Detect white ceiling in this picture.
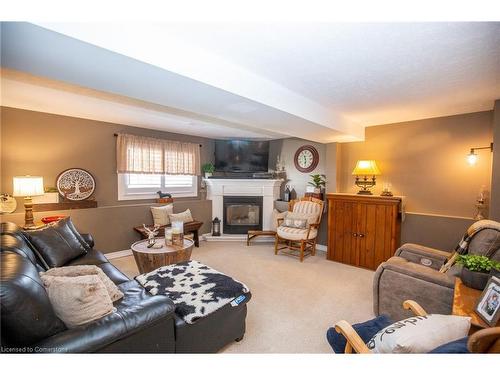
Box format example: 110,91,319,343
154,22,500,126
1,22,499,142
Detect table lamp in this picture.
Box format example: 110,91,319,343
13,176,44,228
352,160,381,195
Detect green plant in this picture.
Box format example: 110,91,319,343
456,254,500,273
202,162,215,174
308,174,326,189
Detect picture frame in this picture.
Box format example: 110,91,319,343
475,276,500,327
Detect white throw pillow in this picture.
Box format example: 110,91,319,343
150,204,174,226
40,274,116,328
168,209,194,223
367,314,471,353
271,209,288,231
41,265,124,302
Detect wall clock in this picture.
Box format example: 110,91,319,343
56,168,96,201
294,145,319,173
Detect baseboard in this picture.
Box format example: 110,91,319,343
316,244,327,252
105,249,132,260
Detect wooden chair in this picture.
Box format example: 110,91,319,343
274,197,324,262
334,300,500,353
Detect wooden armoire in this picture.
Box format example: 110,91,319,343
326,193,402,270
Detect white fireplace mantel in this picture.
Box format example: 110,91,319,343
205,179,283,235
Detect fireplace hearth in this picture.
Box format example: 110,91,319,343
223,196,263,234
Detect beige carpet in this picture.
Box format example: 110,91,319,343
110,240,375,353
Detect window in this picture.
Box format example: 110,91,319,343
118,173,198,200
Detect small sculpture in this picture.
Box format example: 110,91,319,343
143,224,161,247
156,191,172,199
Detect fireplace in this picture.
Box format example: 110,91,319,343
223,196,263,234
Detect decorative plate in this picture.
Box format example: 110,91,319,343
294,145,319,173
0,194,17,213
56,168,96,201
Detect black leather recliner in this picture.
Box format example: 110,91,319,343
0,222,250,353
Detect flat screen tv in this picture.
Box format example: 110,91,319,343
214,140,269,173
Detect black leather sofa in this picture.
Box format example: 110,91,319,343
0,222,250,353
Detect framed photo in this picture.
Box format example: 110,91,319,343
475,276,500,327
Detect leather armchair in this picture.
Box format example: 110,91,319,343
373,226,500,321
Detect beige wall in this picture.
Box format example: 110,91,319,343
1,107,214,252
337,111,494,218
1,107,215,209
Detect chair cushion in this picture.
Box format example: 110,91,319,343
0,251,66,346
23,218,89,268
286,211,319,226
293,200,321,216
326,315,393,353
429,337,469,353
283,216,308,229
277,226,317,241
468,229,500,260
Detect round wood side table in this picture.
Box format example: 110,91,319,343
131,237,194,274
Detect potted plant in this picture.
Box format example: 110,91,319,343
308,174,326,194
457,254,500,290
202,163,215,178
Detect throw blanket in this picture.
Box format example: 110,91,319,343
440,220,500,273
136,260,249,324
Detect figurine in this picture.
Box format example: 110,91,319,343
143,224,160,248
156,191,172,199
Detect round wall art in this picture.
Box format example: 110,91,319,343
56,168,96,201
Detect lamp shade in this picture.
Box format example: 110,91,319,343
13,176,44,197
352,160,381,176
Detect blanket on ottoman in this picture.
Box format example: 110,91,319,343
135,260,249,324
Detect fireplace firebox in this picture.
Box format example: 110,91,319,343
223,196,263,234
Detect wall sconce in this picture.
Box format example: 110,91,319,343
467,143,493,165
352,160,381,195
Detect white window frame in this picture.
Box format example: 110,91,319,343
117,173,198,201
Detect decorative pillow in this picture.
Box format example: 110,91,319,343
40,274,116,328
271,209,288,231
151,204,174,226
286,211,319,226
367,314,471,353
429,337,469,354
283,217,308,229
41,265,123,302
168,209,194,223
326,315,393,353
24,217,89,268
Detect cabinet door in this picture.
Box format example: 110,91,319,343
328,199,358,265
357,202,396,270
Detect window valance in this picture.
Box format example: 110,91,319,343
116,133,200,176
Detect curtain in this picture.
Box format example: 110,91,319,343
116,133,200,175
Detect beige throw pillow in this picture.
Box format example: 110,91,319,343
150,204,174,226
40,274,116,328
367,314,471,353
168,209,194,223
41,265,123,302
286,212,318,226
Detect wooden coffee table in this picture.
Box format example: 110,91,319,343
131,237,194,274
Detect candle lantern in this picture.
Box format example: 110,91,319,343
212,217,221,237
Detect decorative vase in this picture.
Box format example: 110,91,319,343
460,267,490,290
204,172,212,179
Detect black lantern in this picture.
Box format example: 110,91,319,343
212,217,221,237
